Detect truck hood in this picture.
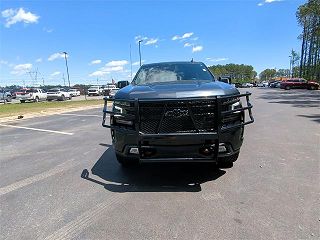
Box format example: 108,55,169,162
115,81,239,100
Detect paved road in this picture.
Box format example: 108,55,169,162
0,88,319,240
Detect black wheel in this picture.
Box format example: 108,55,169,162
69,95,72,100
309,85,316,90
285,85,290,90
48,99,52,101
116,153,138,167
34,96,39,102
6,96,12,102
60,95,66,101
20,100,25,103
217,152,240,168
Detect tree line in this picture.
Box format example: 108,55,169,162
208,64,257,83
296,0,320,81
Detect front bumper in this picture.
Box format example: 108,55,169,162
102,93,254,162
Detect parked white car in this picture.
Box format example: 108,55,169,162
18,88,47,103
108,88,119,99
68,88,81,97
242,83,254,88
88,86,103,96
47,88,72,101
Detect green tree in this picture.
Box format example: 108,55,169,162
296,0,320,81
208,63,256,83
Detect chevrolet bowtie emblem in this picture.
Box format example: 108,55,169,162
165,109,189,118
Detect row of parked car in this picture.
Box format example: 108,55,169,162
86,81,129,97
0,87,81,103
234,78,319,90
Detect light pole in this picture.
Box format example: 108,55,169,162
289,55,292,78
62,51,70,87
138,40,143,66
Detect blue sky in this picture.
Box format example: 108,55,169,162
0,0,306,86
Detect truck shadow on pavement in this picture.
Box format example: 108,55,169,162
81,146,226,193
259,89,320,108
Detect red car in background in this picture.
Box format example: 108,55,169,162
280,78,319,90
14,88,30,99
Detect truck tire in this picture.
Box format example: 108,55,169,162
20,100,25,103
217,152,240,168
285,85,290,90
34,96,39,102
61,95,66,101
116,153,138,167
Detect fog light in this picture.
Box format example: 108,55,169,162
218,144,227,153
115,119,133,125
129,147,139,154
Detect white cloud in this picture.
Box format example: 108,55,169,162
48,52,65,61
135,35,148,43
0,60,8,65
10,63,32,75
102,66,124,72
105,60,128,67
132,60,145,66
258,0,282,6
184,42,192,47
89,71,108,77
50,71,61,76
172,32,194,41
135,35,160,46
89,60,127,77
90,59,102,65
43,27,53,33
145,38,158,45
1,8,39,28
206,57,229,62
192,45,203,53
35,58,42,63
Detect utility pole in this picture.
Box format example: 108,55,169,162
289,56,292,79
138,40,143,66
62,51,70,87
63,73,66,86
130,44,133,80
35,68,38,86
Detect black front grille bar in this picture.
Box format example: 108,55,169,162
102,92,254,133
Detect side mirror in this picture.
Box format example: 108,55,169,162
219,77,231,84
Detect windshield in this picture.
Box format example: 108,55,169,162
134,62,214,85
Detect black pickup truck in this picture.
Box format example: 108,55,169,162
102,62,254,167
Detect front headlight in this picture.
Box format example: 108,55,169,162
112,101,133,126
231,101,242,111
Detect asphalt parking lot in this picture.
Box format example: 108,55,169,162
0,88,319,240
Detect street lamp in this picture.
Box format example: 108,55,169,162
138,40,143,66
61,51,70,87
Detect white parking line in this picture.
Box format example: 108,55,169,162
0,124,74,135
0,159,77,196
42,194,127,240
59,113,101,117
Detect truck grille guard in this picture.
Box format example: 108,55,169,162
102,92,254,161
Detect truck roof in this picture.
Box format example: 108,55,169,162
142,61,205,67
